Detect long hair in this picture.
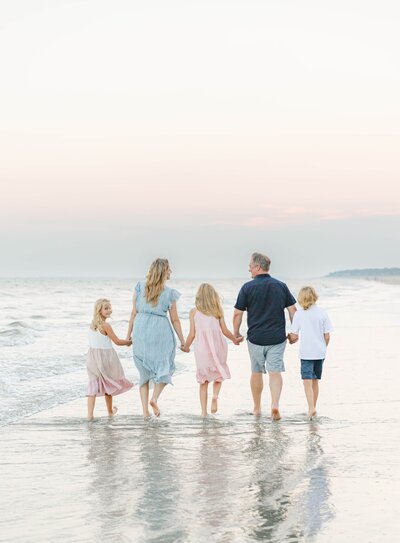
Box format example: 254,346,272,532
297,286,318,310
145,258,170,306
195,283,224,319
90,298,110,332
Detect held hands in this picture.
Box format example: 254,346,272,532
233,335,244,346
126,339,132,347
179,344,190,353
287,333,298,345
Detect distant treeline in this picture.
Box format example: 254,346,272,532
328,268,400,277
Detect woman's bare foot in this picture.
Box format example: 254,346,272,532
211,397,218,414
308,409,317,420
271,407,281,421
150,399,160,417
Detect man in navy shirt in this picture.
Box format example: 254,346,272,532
233,252,297,420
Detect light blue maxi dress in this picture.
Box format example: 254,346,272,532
132,282,181,386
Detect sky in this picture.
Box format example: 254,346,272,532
1,0,399,278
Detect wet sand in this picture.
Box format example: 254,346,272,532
2,342,400,543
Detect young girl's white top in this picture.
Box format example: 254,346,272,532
289,305,333,360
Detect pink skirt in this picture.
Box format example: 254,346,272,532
86,347,133,397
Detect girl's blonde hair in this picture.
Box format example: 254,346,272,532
297,286,318,310
195,283,224,319
91,298,111,331
145,258,170,306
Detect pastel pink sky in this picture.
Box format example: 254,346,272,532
1,1,399,276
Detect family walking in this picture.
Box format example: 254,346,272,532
86,253,333,421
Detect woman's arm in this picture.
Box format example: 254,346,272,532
103,323,132,346
168,301,185,346
182,309,196,352
220,317,243,344
126,293,137,340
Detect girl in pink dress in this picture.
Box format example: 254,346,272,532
87,298,133,420
182,284,243,417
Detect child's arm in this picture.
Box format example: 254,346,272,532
181,308,196,352
287,333,299,344
169,301,185,347
103,323,132,346
324,333,330,346
220,317,243,345
126,293,137,340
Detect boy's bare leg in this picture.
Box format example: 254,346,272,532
140,383,151,418
303,380,316,418
87,396,96,420
200,382,208,417
150,383,166,417
312,380,319,408
211,381,222,413
250,372,263,416
269,372,283,420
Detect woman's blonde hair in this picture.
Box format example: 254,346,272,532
195,283,224,319
297,286,318,310
91,298,111,331
145,258,170,306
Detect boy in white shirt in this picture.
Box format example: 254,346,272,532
288,286,333,420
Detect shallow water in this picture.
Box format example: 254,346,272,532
1,277,400,541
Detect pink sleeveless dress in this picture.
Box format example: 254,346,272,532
194,311,231,384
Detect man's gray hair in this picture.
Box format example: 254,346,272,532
251,252,271,271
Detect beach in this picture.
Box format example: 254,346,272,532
1,277,400,542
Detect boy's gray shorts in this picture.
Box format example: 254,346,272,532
247,340,286,373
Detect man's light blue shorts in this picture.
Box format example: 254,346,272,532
247,340,286,373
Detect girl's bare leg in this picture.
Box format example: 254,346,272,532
303,380,316,418
150,383,166,417
200,382,208,417
312,380,319,409
140,383,151,418
211,381,222,413
105,394,117,416
87,396,96,420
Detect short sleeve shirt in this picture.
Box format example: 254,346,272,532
234,274,296,346
289,305,333,359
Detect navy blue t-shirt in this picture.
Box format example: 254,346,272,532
234,274,296,346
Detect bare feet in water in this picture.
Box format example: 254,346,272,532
149,399,160,417
308,409,317,420
211,397,218,414
271,406,281,421
253,408,261,416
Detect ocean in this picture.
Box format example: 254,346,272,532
0,276,399,542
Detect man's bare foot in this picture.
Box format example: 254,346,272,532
150,399,160,417
253,407,261,416
211,397,218,414
271,407,281,421
308,409,317,420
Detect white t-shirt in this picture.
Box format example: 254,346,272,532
289,305,333,360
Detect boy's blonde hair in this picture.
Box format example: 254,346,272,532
297,286,318,310
91,298,110,331
145,258,170,306
195,283,224,319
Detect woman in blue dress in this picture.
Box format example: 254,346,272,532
126,258,185,418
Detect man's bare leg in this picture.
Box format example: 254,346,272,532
303,379,316,419
269,372,283,420
250,372,263,416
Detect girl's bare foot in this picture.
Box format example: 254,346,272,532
211,397,218,414
149,399,160,417
253,408,261,416
108,406,118,417
271,407,281,421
